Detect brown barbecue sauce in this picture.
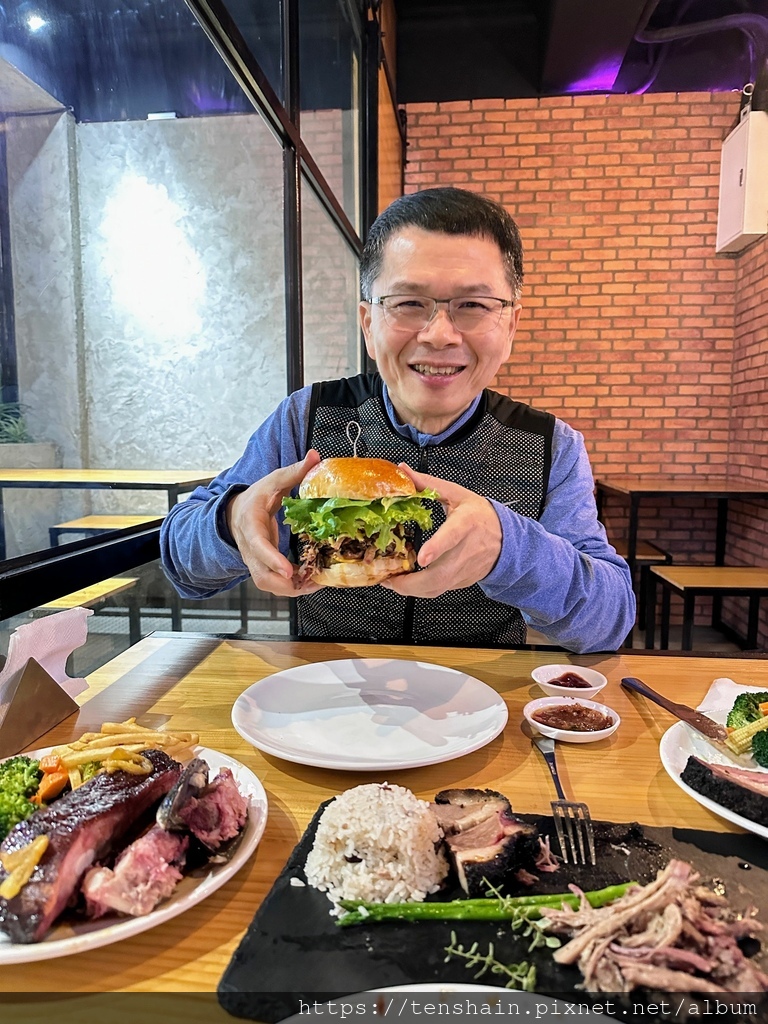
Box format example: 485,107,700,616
532,704,613,732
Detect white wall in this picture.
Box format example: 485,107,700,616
7,110,288,533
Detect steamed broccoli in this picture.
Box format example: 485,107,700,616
752,730,768,769
0,755,42,841
726,692,768,730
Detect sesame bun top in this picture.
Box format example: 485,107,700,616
299,457,416,501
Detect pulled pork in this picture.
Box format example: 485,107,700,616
542,859,768,993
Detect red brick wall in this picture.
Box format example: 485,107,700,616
404,93,768,648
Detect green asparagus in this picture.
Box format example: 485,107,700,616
337,881,635,926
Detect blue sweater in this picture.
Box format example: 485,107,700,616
161,385,635,653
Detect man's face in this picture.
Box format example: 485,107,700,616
359,227,521,436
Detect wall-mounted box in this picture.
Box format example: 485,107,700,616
716,110,768,253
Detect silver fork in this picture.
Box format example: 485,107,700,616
531,734,596,866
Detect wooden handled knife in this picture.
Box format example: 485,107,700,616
621,676,728,742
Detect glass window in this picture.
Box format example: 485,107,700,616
219,0,284,106
299,0,362,232
0,560,290,675
1,0,286,560
301,178,361,385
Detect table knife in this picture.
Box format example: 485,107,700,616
621,676,729,742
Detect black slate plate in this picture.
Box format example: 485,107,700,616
218,807,768,1024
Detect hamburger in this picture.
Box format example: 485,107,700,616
282,457,437,587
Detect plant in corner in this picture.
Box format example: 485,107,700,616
0,402,34,444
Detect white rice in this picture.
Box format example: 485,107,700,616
304,783,448,910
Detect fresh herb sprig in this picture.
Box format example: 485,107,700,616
444,930,536,990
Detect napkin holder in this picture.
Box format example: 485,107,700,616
0,657,79,759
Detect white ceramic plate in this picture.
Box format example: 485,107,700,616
659,714,768,840
232,658,508,770
530,663,608,699
0,745,268,964
523,695,620,743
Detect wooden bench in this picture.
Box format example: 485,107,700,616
646,565,768,651
35,577,142,644
49,515,164,546
611,539,672,630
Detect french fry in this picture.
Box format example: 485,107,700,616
50,719,200,784
58,744,147,768
0,835,49,899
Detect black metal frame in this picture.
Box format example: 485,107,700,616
0,120,18,406
184,0,372,391
0,524,161,620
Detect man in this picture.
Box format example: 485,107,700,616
161,187,634,652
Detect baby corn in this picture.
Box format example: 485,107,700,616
724,714,768,755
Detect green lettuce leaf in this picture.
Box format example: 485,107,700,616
282,490,438,553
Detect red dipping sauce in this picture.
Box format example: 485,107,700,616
549,671,593,689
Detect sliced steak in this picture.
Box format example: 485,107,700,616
177,767,248,849
0,749,180,943
82,825,188,918
681,756,768,827
432,788,539,895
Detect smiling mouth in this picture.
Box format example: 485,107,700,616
410,364,464,377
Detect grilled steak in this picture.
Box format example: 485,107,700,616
681,755,768,827
82,825,188,918
176,767,248,849
432,788,539,895
0,749,181,943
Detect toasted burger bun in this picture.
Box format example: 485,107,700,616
300,457,416,501
311,551,417,588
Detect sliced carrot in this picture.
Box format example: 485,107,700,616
38,754,64,774
32,771,69,804
759,702,768,717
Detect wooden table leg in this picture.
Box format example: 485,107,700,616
682,593,695,651
661,585,671,650
747,595,760,650
645,571,657,649
621,498,640,648
712,497,728,629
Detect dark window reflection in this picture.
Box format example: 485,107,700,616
0,0,254,121
221,0,283,106
299,0,361,229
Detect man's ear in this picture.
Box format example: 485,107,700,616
359,301,375,356
360,299,372,339
509,301,522,337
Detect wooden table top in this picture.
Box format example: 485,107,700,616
3,634,768,1008
0,469,217,488
651,565,768,590
595,474,768,498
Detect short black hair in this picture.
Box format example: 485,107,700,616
360,187,524,300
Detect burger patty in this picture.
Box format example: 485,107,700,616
298,533,413,570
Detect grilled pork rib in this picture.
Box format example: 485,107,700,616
432,788,539,895
0,749,180,943
681,755,768,827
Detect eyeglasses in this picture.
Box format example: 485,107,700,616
370,294,514,334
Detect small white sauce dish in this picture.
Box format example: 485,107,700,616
530,663,608,699
523,695,620,744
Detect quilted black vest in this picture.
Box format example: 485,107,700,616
295,373,554,645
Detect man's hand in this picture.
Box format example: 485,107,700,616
226,450,322,597
382,466,503,598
